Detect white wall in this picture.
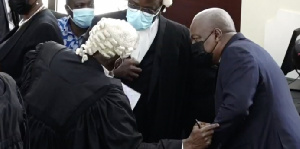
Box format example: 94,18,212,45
241,0,300,46
241,0,300,78
56,0,128,15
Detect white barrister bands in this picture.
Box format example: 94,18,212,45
163,0,173,7
76,18,138,63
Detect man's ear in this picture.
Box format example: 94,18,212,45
215,28,223,42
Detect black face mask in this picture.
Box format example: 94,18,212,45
9,0,34,15
191,31,217,66
191,41,214,66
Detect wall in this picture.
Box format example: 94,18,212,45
52,0,242,30
164,0,241,30
241,0,300,78
241,0,300,46
56,0,127,14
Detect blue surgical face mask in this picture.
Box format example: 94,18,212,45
126,8,156,31
69,7,94,29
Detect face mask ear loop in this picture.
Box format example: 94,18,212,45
210,40,219,54
210,29,222,54
67,5,74,18
67,5,73,12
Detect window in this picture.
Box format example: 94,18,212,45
42,0,48,7
56,0,128,15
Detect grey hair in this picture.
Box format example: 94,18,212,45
193,8,236,33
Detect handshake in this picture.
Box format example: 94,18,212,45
183,120,219,149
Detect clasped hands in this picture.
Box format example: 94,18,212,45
183,121,219,149
113,58,219,149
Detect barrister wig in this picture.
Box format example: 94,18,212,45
76,18,138,63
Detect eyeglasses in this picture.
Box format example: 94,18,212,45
128,2,162,16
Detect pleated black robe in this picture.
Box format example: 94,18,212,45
23,41,182,149
0,72,26,149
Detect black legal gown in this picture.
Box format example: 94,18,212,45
0,73,26,149
0,9,63,86
23,42,182,149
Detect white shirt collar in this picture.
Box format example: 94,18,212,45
102,65,113,78
130,18,159,63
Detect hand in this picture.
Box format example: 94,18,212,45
113,58,142,81
196,119,210,128
200,122,210,128
183,123,219,149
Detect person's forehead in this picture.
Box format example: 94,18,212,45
71,0,92,4
190,19,207,38
131,0,162,7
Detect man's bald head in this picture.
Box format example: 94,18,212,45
191,8,236,37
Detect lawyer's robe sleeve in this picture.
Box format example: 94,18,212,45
70,86,143,149
0,74,24,149
72,85,181,149
210,47,259,148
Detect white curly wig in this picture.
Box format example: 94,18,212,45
163,0,172,7
76,18,138,63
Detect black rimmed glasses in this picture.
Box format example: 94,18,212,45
128,2,162,17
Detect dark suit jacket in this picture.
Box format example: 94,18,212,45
0,9,63,85
25,41,182,149
87,10,195,142
211,33,300,149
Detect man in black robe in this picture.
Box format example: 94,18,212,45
0,0,63,86
84,0,217,142
0,72,26,149
23,41,219,149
